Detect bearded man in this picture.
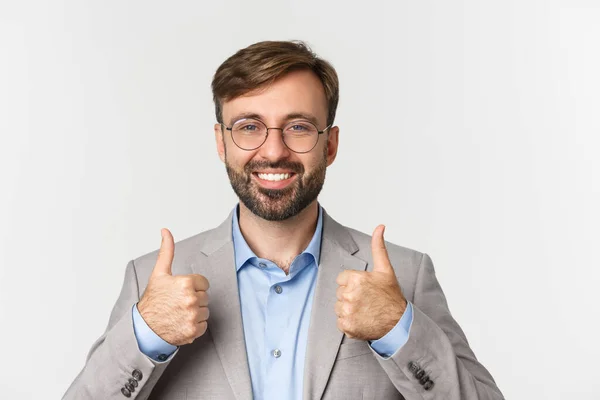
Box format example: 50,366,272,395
63,40,503,400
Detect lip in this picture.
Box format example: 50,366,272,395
252,172,297,190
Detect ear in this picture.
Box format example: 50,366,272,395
214,123,226,163
325,126,339,167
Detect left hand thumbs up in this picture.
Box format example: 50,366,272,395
335,224,408,340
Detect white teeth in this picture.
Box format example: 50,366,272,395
257,173,291,181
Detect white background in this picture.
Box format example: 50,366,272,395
1,1,599,399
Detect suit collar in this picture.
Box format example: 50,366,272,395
199,205,358,258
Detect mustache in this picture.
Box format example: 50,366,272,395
244,160,304,175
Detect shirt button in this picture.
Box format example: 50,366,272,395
274,285,283,294
259,262,267,268
272,349,282,358
157,354,168,362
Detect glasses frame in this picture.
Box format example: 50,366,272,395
221,118,332,154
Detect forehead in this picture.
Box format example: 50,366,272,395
222,69,328,125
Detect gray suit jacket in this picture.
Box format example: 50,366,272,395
63,208,504,399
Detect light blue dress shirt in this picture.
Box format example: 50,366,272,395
132,204,414,399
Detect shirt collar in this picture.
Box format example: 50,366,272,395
231,203,323,272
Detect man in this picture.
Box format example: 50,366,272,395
64,40,504,400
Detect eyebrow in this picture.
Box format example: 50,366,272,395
228,112,322,127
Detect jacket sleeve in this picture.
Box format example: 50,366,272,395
62,260,178,400
373,253,505,399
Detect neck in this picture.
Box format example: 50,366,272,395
238,200,319,273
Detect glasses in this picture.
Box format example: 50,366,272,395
222,118,332,154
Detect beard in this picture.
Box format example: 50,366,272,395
225,147,327,221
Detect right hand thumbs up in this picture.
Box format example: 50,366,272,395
138,228,210,346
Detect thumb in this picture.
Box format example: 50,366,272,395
153,228,174,276
371,225,395,275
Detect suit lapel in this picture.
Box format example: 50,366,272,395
189,211,253,400
303,210,367,400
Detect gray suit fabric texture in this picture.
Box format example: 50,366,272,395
63,208,504,400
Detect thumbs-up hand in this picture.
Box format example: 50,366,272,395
335,225,407,340
137,229,210,346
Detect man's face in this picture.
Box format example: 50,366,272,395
214,69,339,221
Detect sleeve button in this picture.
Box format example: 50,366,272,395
423,379,435,391
415,369,425,379
132,369,143,381
121,387,131,398
408,361,419,373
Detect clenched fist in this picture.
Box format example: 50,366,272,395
137,228,210,346
335,225,407,341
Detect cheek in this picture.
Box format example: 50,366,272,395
224,146,255,168
303,153,327,174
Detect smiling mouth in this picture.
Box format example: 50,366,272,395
254,172,295,181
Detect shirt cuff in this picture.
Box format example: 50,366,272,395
369,301,414,358
132,303,178,362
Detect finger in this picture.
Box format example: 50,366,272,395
191,274,210,292
196,306,210,323
336,318,346,334
371,224,395,275
153,228,175,276
195,320,208,338
336,285,345,301
336,270,350,287
196,291,209,307
334,300,344,317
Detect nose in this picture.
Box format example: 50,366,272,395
258,128,292,161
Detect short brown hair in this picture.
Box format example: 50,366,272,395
211,40,339,126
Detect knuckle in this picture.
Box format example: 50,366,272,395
184,324,196,339
184,294,197,307
343,303,354,315
343,291,355,302
337,318,349,333
179,276,193,290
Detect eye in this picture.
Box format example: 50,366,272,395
289,124,309,131
241,124,259,131
285,121,315,133
233,119,264,133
